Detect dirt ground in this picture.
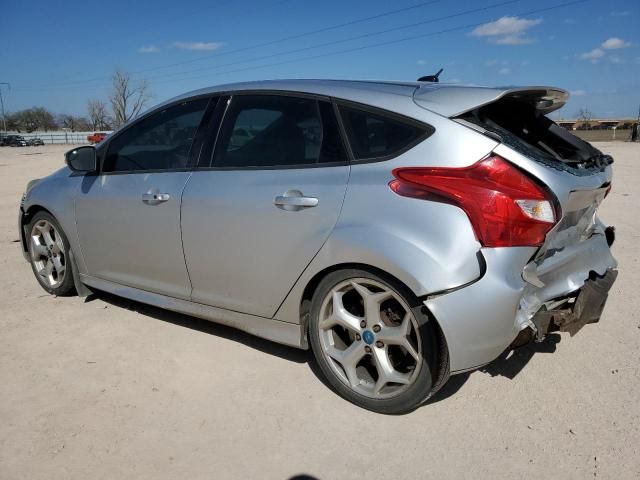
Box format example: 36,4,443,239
1,143,639,480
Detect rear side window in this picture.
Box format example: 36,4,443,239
103,98,209,173
338,104,432,160
213,95,347,168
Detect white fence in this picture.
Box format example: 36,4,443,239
1,131,113,145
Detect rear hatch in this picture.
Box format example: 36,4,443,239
414,84,614,250
414,85,617,317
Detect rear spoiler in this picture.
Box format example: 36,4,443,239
413,85,569,117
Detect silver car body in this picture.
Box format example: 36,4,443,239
19,80,617,374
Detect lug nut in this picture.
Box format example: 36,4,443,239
360,320,366,328
355,334,361,341
364,346,372,353
372,324,381,333
375,341,384,348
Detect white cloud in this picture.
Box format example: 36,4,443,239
609,55,624,64
581,48,605,62
610,11,631,17
498,67,511,75
580,37,631,63
138,45,159,53
471,16,541,45
570,90,586,96
563,18,576,24
417,59,427,65
601,37,631,49
173,41,224,51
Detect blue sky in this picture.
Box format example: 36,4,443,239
1,0,638,118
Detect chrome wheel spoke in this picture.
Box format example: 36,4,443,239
41,259,54,278
52,255,65,274
327,342,365,387
372,346,411,394
318,291,362,334
351,282,392,324
53,236,64,255
31,239,48,258
377,312,420,361
42,229,55,249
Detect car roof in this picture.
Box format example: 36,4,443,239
144,79,568,122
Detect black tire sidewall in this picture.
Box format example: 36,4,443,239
308,268,438,414
27,211,76,296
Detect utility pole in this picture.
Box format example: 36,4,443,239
0,83,10,133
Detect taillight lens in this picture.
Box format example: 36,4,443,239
389,155,558,247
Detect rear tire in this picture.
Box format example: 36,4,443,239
308,268,439,414
27,211,76,297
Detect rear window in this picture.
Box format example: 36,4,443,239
338,104,432,160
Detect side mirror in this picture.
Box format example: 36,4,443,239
65,146,97,173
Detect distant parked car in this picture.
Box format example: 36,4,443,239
3,135,28,147
27,137,45,146
87,132,108,144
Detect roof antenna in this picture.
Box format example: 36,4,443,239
418,68,443,83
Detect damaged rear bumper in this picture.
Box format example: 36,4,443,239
425,229,617,373
530,268,617,340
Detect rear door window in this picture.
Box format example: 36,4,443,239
338,104,432,160
213,95,347,168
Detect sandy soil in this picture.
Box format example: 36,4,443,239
1,143,639,479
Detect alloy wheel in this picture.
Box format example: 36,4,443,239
30,219,66,289
317,278,423,399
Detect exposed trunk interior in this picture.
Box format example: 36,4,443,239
457,95,613,175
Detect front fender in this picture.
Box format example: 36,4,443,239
21,168,88,274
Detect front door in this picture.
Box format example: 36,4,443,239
75,97,211,299
181,94,350,317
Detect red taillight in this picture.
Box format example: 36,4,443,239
389,155,558,248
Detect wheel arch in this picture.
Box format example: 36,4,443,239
296,262,451,394
19,204,54,254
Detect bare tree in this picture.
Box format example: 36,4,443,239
87,99,110,130
576,107,593,129
57,114,91,132
110,69,151,128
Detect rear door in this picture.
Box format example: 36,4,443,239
75,97,212,299
181,93,350,317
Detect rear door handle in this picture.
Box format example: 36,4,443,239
142,192,170,204
274,190,318,211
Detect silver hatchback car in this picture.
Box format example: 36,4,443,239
19,80,617,413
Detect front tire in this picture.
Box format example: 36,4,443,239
308,268,438,414
27,211,76,296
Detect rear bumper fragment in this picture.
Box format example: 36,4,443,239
531,269,617,339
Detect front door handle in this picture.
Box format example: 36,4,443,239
142,192,170,204
274,190,318,211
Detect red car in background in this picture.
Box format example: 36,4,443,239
87,132,108,144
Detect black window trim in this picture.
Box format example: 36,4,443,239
91,89,435,175
97,93,217,176
334,99,435,164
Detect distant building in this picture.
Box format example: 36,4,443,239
556,118,638,130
